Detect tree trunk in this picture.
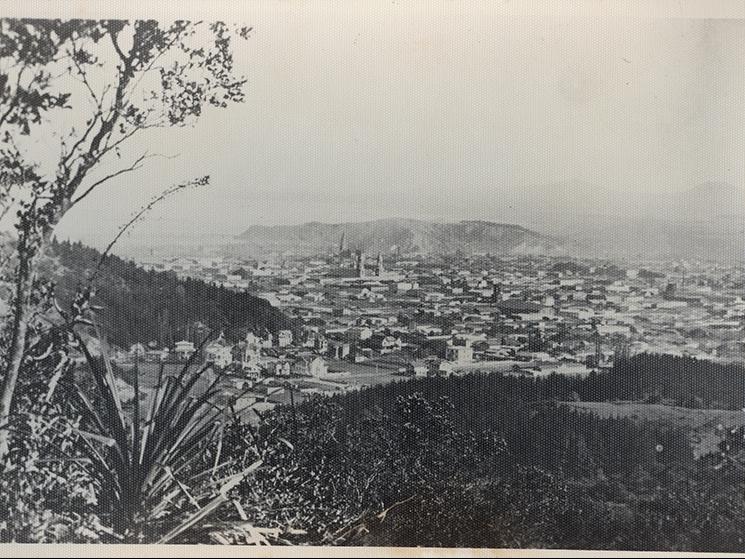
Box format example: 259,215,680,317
0,227,36,461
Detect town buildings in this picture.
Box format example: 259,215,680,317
125,247,745,416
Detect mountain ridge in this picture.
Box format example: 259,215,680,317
236,218,569,257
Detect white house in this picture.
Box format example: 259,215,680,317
241,333,263,375
129,343,146,360
380,335,402,354
308,356,328,377
445,344,474,364
173,340,195,360
204,339,232,369
273,361,292,377
292,356,328,378
428,360,454,377
406,359,430,377
277,330,293,347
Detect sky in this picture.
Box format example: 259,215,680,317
10,2,745,250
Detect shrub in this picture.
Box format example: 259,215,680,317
70,333,261,542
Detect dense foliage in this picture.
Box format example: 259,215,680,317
352,353,745,412
574,353,745,410
599,354,745,409
211,366,745,551
50,239,296,347
333,374,695,475
227,393,592,547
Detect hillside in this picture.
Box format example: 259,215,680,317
49,239,296,349
236,218,568,257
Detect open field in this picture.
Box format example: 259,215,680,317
325,358,407,389
563,401,745,458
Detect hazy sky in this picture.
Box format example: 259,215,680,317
27,3,745,249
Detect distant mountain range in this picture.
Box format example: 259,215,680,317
545,182,745,262
233,182,745,262
142,182,745,263
236,218,571,257
668,181,745,220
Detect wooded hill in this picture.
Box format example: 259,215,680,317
50,238,295,348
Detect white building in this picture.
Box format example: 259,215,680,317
204,340,233,369
174,340,195,360
293,356,328,378
277,330,293,347
445,344,474,364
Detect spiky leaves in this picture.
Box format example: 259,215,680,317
72,333,260,541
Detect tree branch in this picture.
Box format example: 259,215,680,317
88,175,209,286
69,151,176,207
68,42,103,110
0,65,26,130
59,114,101,172
61,37,135,207
128,24,189,96
109,28,130,68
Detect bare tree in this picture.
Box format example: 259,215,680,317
0,19,251,458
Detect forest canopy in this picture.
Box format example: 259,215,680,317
50,238,296,347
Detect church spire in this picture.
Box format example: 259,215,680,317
339,231,347,254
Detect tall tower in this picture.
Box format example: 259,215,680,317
339,231,347,255
491,281,502,303
376,252,384,276
357,250,366,278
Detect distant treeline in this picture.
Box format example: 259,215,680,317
51,239,296,348
589,354,745,410
335,353,745,415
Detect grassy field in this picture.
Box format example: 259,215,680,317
563,401,745,458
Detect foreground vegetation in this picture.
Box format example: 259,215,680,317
214,371,745,550
3,339,745,549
